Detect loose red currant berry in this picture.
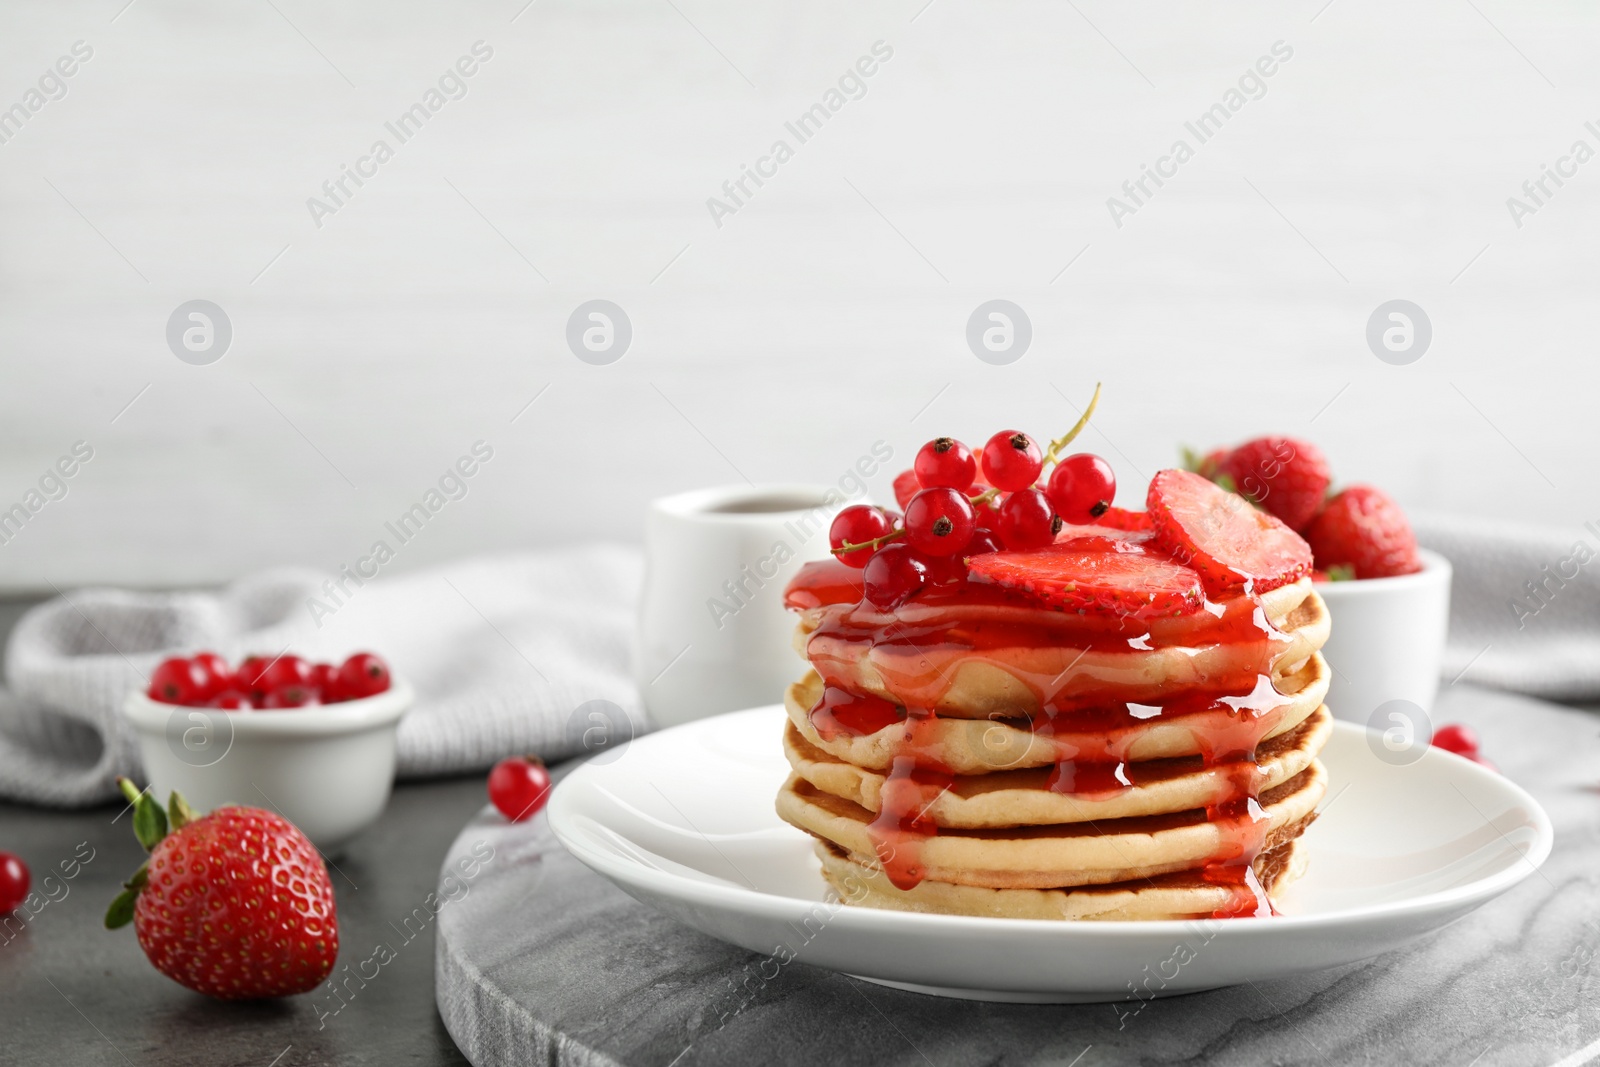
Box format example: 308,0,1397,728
830,505,894,569
914,437,977,492
207,690,253,710
310,662,341,702
147,657,208,706
1046,452,1117,524
980,431,1044,491
997,489,1062,551
488,756,552,822
0,852,28,913
861,543,930,609
337,652,392,699
903,488,976,557
1431,724,1479,757
190,651,233,700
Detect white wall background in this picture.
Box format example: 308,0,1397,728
0,0,1595,591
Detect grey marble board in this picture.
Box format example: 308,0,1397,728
434,684,1600,1067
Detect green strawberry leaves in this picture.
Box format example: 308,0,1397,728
119,777,167,851
107,780,204,932
104,864,148,930
169,792,199,832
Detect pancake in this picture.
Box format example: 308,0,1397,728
784,652,1330,775
793,580,1328,719
775,761,1326,890
779,546,1333,921
784,704,1332,828
816,837,1309,921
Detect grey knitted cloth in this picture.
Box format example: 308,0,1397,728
1412,515,1600,701
0,546,644,807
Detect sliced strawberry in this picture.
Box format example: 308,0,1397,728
1097,506,1152,532
892,468,920,510
967,543,1204,618
1052,522,1152,550
1146,469,1312,595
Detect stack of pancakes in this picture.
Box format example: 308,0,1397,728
776,568,1332,920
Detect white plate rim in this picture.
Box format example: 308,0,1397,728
549,705,1553,940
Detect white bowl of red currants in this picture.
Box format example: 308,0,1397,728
122,652,411,852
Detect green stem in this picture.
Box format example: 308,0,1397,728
1043,381,1104,465
831,527,905,557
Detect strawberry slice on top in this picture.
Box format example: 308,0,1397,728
966,541,1204,618
1146,468,1312,595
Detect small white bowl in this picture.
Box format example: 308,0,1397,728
122,679,413,853
1313,549,1452,726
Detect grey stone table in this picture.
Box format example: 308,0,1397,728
0,773,487,1067
436,683,1600,1067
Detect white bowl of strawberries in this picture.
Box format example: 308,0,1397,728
123,651,411,852
1191,437,1452,725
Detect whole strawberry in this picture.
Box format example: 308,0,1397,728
105,779,338,999
1305,485,1421,579
1217,436,1331,532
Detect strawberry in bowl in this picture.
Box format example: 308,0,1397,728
124,651,411,851
1183,435,1450,726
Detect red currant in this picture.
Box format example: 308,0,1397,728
980,431,1043,491
337,652,392,700
310,662,341,701
914,437,976,491
190,651,233,700
1432,723,1479,757
997,489,1061,551
236,656,270,699
260,655,313,695
0,852,28,913
966,527,1004,556
1047,453,1117,524
903,488,976,557
488,756,552,822
207,690,253,710
261,687,318,709
829,505,894,569
861,543,930,609
147,657,208,705
892,469,920,510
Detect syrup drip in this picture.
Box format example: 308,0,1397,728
865,710,953,891
786,552,1301,913
809,685,902,741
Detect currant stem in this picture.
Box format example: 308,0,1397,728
1043,381,1103,465
968,487,1000,508
831,527,905,556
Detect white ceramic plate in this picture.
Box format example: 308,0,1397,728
548,706,1551,1003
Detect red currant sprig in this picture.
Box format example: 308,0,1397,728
829,382,1114,607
